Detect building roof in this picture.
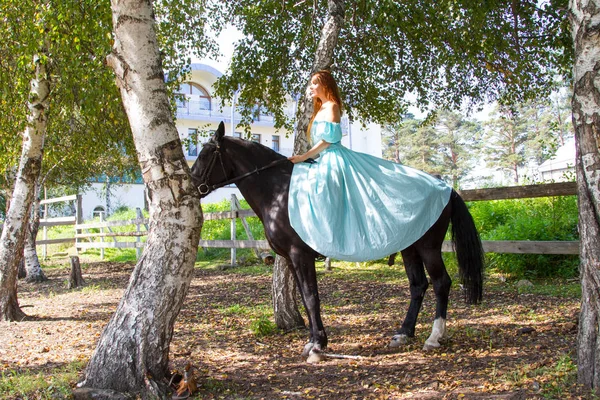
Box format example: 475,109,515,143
538,137,576,173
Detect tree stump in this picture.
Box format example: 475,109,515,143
68,256,85,289
324,257,332,272
260,251,275,265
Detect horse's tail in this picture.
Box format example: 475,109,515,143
450,190,484,304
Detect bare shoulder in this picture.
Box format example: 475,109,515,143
330,102,341,122
320,101,341,123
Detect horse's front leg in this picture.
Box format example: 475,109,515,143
288,250,327,362
390,246,428,348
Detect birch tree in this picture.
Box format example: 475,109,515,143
0,53,50,321
76,0,204,396
569,0,600,389
271,0,345,330
0,0,54,320
0,0,139,305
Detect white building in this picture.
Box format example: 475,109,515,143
82,63,383,219
538,138,576,182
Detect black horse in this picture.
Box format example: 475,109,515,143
191,122,484,361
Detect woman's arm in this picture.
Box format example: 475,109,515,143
288,140,330,164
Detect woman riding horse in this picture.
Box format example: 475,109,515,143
191,71,484,362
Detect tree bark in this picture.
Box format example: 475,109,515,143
272,0,345,329
569,0,600,389
272,256,305,330
25,183,47,283
77,0,202,396
0,53,50,321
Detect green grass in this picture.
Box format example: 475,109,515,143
496,353,580,399
0,361,85,399
319,260,408,284
217,303,279,337
196,261,272,276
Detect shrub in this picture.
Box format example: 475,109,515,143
468,196,579,279
250,315,278,337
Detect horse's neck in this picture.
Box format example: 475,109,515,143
232,154,290,221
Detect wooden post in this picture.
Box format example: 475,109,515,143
232,194,274,265
68,255,85,288
75,195,83,255
135,208,142,260
42,186,48,259
99,213,105,260
230,194,236,266
324,257,332,271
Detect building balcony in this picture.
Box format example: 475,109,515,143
176,98,296,127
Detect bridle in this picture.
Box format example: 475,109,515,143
196,142,290,196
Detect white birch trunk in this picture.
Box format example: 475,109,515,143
570,0,600,389
0,54,50,321
77,0,202,396
273,0,345,329
272,257,305,329
24,183,47,283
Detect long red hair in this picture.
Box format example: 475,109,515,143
307,70,343,141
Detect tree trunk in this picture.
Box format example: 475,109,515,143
570,0,600,389
77,1,202,397
0,53,50,321
25,183,47,283
272,256,305,330
17,258,26,280
273,0,345,328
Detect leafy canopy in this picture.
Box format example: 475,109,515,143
215,0,571,131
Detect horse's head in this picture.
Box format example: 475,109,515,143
190,121,235,198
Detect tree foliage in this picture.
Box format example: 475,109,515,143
482,93,571,184
214,0,571,131
0,0,220,197
0,1,137,196
382,111,481,188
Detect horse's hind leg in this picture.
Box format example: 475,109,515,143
420,250,452,350
390,245,428,348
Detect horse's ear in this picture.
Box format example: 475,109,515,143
213,121,225,143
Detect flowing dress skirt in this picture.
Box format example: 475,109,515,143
288,139,452,262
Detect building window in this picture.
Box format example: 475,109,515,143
251,134,261,143
272,135,280,152
176,82,211,111
93,206,105,219
233,132,242,139
188,128,198,156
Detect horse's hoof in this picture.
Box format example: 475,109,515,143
389,334,408,348
306,349,326,363
302,342,314,357
422,341,440,351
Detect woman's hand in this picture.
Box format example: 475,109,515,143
288,140,330,164
288,154,307,164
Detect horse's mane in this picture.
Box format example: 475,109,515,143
223,136,288,162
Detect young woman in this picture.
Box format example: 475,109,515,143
287,70,453,261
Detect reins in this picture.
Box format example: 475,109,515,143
197,146,290,195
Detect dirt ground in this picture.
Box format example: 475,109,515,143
0,260,594,399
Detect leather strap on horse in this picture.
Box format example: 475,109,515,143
198,157,290,195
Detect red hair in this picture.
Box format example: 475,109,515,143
307,70,343,141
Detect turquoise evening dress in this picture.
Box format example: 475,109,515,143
288,120,452,262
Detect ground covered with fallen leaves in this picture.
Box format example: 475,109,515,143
0,258,594,399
